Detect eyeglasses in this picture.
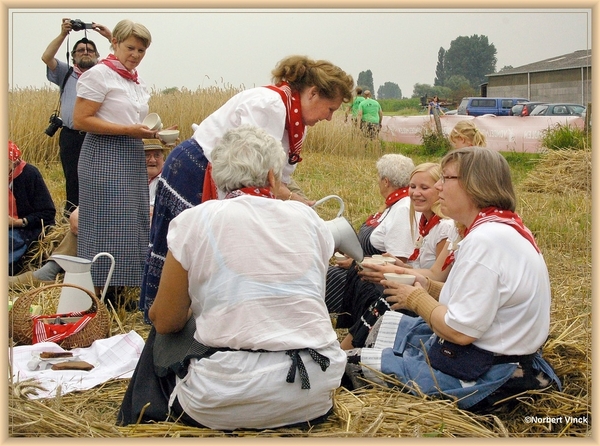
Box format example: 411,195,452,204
440,175,460,184
75,48,94,54
145,152,164,160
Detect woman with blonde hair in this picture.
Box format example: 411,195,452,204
73,19,156,294
140,55,354,323
339,162,456,350
449,120,487,149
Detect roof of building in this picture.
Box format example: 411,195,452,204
487,49,591,77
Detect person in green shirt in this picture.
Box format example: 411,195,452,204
345,87,365,124
357,90,383,139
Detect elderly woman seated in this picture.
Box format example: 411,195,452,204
325,153,418,330
118,125,346,430
345,147,561,412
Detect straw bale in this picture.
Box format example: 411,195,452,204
521,149,591,194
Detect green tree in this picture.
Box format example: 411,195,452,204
444,75,476,107
357,70,374,94
411,83,451,101
377,82,402,99
444,35,497,89
434,47,447,86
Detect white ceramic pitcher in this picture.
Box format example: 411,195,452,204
311,195,364,262
51,253,115,314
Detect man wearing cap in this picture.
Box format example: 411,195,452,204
8,141,56,275
144,139,168,219
42,18,112,217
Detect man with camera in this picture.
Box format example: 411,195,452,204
41,18,112,217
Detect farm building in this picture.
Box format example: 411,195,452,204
483,49,591,106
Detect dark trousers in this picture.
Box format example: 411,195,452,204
58,127,86,216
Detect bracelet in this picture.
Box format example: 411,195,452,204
287,192,293,201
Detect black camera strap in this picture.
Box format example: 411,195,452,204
60,67,74,95
53,66,73,117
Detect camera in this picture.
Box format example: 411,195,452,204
71,19,93,32
45,113,63,137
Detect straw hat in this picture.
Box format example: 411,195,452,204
142,139,165,151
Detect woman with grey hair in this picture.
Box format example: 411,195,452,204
118,125,346,430
326,153,418,331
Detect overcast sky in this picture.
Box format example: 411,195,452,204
8,8,592,98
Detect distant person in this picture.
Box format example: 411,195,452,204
357,90,383,139
139,54,354,323
118,125,346,430
427,95,445,118
9,139,168,288
42,18,112,217
8,141,56,275
345,86,364,124
73,19,157,296
449,120,487,149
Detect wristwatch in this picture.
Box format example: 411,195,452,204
22,218,28,227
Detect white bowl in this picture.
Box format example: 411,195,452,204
143,113,162,131
359,257,386,272
157,129,180,145
383,273,416,285
372,254,397,264
334,252,347,262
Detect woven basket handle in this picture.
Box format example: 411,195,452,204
11,282,100,315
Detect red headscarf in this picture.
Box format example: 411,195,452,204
8,141,26,219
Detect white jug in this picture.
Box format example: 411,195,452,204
311,195,364,262
51,253,115,314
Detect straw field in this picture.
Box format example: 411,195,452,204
8,86,592,437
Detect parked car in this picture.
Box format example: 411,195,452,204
510,102,525,116
529,103,586,117
511,101,548,117
521,101,548,117
457,97,529,116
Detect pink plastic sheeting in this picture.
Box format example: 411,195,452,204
380,114,585,153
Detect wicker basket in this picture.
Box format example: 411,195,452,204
9,283,111,349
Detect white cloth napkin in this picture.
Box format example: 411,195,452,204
9,330,145,399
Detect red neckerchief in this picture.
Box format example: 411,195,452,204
264,82,305,165
8,160,26,219
73,65,84,77
365,187,409,227
408,213,442,261
202,163,218,203
441,206,540,271
99,54,139,84
224,187,276,200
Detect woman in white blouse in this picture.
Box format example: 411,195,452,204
73,19,156,292
119,125,345,430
